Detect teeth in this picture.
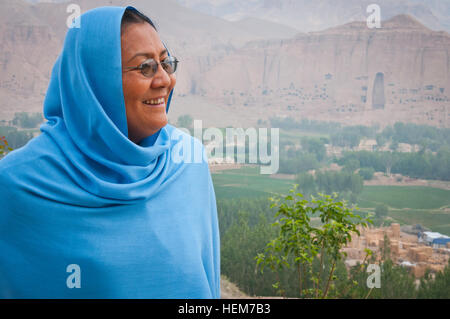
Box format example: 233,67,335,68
143,98,165,105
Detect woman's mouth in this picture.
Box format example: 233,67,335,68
142,97,165,107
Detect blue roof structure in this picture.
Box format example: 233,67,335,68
432,238,450,245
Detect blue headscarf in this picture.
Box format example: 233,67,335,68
0,6,220,298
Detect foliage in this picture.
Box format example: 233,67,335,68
176,114,193,129
217,197,276,236
278,135,327,175
418,259,450,298
380,122,450,152
330,125,377,149
255,186,371,298
343,158,360,172
279,152,319,174
218,198,291,296
0,126,33,150
295,172,317,197
375,204,389,218
0,136,13,158
343,235,417,299
337,148,450,181
330,131,360,149
295,170,364,203
358,167,375,180
217,194,450,298
12,112,43,129
300,137,326,161
376,134,387,148
221,211,277,296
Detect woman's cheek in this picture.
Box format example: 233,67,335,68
170,74,177,90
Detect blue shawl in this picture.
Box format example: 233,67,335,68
0,6,220,299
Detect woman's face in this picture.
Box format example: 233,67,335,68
121,23,176,144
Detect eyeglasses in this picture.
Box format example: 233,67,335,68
124,56,179,78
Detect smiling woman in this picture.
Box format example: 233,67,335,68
120,8,177,144
0,6,220,299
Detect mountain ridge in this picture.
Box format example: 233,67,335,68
0,1,448,128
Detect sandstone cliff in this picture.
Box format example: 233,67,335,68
1,0,449,128
186,14,450,127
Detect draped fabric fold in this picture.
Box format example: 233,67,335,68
0,6,220,298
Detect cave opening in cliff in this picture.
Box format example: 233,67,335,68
372,72,386,110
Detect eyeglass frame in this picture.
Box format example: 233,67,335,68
123,56,179,78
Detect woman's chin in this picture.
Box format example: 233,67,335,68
148,117,168,131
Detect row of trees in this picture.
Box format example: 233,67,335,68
270,119,448,150
330,125,377,148
269,116,381,149
279,152,320,174
0,112,43,154
377,122,450,152
337,148,450,181
11,112,43,129
271,118,448,154
0,126,33,150
279,136,328,174
295,171,364,203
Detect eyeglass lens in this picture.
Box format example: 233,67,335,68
141,57,177,77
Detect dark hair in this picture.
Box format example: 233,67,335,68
121,7,157,33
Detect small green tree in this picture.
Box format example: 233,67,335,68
255,185,372,298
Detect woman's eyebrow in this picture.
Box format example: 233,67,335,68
127,49,168,63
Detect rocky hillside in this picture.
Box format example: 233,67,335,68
186,14,449,127
0,0,297,120
1,0,449,128
220,275,249,299
176,0,450,32
0,0,63,119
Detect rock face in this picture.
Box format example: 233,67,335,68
0,1,449,128
176,0,450,33
0,0,62,119
0,0,298,121
188,14,450,127
372,73,386,110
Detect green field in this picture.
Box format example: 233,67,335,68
357,186,450,210
212,166,293,200
356,186,450,235
389,210,450,235
212,166,450,235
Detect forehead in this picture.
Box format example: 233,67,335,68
120,23,165,59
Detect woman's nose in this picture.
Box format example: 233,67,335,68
150,63,171,88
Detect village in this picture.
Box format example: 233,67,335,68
343,223,450,278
